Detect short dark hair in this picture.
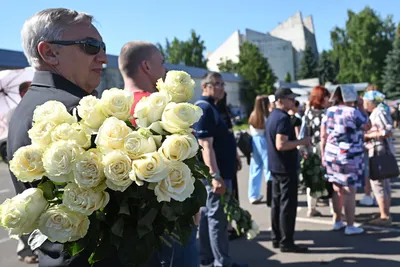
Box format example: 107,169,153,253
330,86,344,106
19,81,31,97
118,41,159,78
201,72,223,86
294,100,300,107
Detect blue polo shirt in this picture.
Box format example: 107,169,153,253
265,108,299,174
193,96,237,180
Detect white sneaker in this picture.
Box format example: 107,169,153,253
359,195,374,206
345,226,364,235
249,195,264,204
333,221,346,231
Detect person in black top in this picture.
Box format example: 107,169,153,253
289,100,302,138
265,88,311,253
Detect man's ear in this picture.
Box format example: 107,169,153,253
37,41,59,66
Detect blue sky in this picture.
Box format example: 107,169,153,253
0,0,398,56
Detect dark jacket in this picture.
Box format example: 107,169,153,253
7,71,124,267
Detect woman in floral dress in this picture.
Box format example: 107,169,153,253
320,86,371,235
300,86,331,217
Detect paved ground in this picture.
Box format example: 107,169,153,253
1,133,400,266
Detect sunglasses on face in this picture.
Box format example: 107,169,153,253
207,82,225,87
48,38,106,55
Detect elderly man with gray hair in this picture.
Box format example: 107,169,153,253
6,8,113,266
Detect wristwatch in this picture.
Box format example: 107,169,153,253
211,172,221,180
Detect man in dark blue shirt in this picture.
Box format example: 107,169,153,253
265,87,311,253
193,72,247,267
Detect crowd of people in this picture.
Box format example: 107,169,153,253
3,6,399,267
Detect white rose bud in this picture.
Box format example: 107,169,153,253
130,152,168,186
38,205,89,243
42,140,83,183
123,131,157,160
158,134,199,161
154,161,195,202
134,92,170,128
28,120,57,147
73,149,105,189
161,102,203,134
9,145,46,183
95,117,132,151
103,150,133,192
63,183,109,216
246,229,258,240
33,100,77,125
0,188,48,238
51,123,91,149
156,71,195,103
100,88,134,121
77,95,107,130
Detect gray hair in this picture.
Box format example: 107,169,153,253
21,8,93,69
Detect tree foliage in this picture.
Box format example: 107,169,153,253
382,25,400,99
158,30,207,68
298,45,318,79
217,59,238,73
330,6,395,87
317,50,337,85
284,72,292,83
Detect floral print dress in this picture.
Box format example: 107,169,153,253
322,105,368,187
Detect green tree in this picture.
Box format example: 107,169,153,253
382,25,400,99
298,45,318,79
157,30,207,68
284,72,292,82
236,42,277,111
217,59,238,73
331,6,395,87
317,50,337,84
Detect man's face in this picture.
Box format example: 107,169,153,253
52,23,108,92
280,97,295,111
203,77,225,101
147,49,167,86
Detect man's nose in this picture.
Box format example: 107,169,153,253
96,50,108,64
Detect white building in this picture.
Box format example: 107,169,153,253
206,12,318,81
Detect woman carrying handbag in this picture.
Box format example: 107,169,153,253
363,90,398,226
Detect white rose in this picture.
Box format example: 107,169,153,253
73,149,105,189
63,183,109,216
95,117,132,151
134,92,170,128
154,161,195,202
156,71,195,103
129,152,168,186
38,205,89,243
100,88,134,121
33,100,77,125
103,150,133,192
42,140,83,183
123,131,157,160
161,102,203,133
246,229,258,240
51,123,91,149
0,188,48,238
9,145,45,183
158,134,199,161
28,120,58,147
77,95,107,130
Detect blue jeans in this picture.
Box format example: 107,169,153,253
145,227,199,267
248,135,270,200
200,179,232,267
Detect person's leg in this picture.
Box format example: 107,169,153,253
370,179,392,225
278,172,298,248
206,184,231,267
360,153,375,206
199,185,214,267
332,183,344,223
343,186,357,226
384,179,392,217
270,174,281,246
248,137,263,202
306,188,318,217
17,234,38,264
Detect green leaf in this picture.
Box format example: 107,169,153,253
137,208,158,238
38,180,55,200
119,200,130,216
161,203,178,221
193,179,207,207
111,217,125,238
88,229,112,265
175,218,193,246
64,238,88,256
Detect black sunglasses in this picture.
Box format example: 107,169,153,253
48,38,106,55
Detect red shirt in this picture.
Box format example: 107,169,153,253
130,91,152,126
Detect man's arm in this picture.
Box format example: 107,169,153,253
276,134,310,151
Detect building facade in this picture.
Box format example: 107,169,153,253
206,12,318,81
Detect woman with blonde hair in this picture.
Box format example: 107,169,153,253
248,95,270,204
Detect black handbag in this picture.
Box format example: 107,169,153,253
369,139,399,180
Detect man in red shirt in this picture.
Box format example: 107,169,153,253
118,41,199,267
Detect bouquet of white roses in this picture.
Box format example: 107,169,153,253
0,71,210,266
